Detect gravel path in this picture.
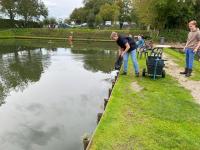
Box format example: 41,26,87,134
163,53,200,104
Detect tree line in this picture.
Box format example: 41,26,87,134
0,0,48,23
70,0,134,27
70,0,200,30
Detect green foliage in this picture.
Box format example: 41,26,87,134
42,17,57,26
70,0,133,27
117,0,133,22
133,0,200,30
17,0,48,23
154,0,194,29
151,29,188,43
0,19,42,28
0,0,48,23
87,12,96,28
95,14,103,26
70,7,88,24
0,0,18,20
98,3,119,23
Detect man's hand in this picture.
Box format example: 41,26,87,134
194,41,200,53
121,51,126,57
194,48,198,53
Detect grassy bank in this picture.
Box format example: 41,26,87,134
165,48,200,81
0,28,188,42
89,55,200,149
0,28,150,40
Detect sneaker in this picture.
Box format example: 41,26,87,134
121,72,127,75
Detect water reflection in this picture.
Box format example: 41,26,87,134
0,40,116,150
71,49,117,73
0,48,51,105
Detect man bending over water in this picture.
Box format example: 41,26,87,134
111,32,140,77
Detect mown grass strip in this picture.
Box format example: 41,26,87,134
89,57,200,150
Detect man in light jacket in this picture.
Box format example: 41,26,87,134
180,20,200,77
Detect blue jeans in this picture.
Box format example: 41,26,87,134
123,50,139,74
185,48,195,69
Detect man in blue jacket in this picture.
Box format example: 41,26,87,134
111,32,139,77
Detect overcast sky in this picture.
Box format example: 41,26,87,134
43,0,83,19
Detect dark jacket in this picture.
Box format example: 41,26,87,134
116,36,137,52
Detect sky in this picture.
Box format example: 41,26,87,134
43,0,83,19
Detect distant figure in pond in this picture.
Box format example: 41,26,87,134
180,20,200,77
68,35,73,47
110,32,140,77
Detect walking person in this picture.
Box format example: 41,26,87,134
110,32,140,77
180,20,200,77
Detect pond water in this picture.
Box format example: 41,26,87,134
0,40,117,150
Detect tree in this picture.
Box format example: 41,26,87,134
38,1,48,20
193,0,200,25
0,0,18,20
71,0,116,27
17,0,48,23
95,14,103,26
70,7,88,24
87,11,95,28
154,0,195,29
117,0,133,22
98,3,119,24
133,0,156,29
133,0,198,30
49,17,57,25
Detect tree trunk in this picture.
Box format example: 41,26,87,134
8,9,15,20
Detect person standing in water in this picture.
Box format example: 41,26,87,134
180,20,200,77
111,32,139,77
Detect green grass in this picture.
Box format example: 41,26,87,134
0,28,151,40
165,48,200,81
89,57,200,150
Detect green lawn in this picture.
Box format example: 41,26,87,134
89,57,200,150
165,48,200,81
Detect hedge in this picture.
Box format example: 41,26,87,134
0,19,42,28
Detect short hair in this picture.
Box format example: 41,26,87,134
189,20,198,27
110,32,118,39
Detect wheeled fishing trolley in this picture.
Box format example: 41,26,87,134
142,47,166,79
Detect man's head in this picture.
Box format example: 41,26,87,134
110,32,119,41
188,20,198,31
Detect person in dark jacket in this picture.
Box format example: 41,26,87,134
111,32,139,76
